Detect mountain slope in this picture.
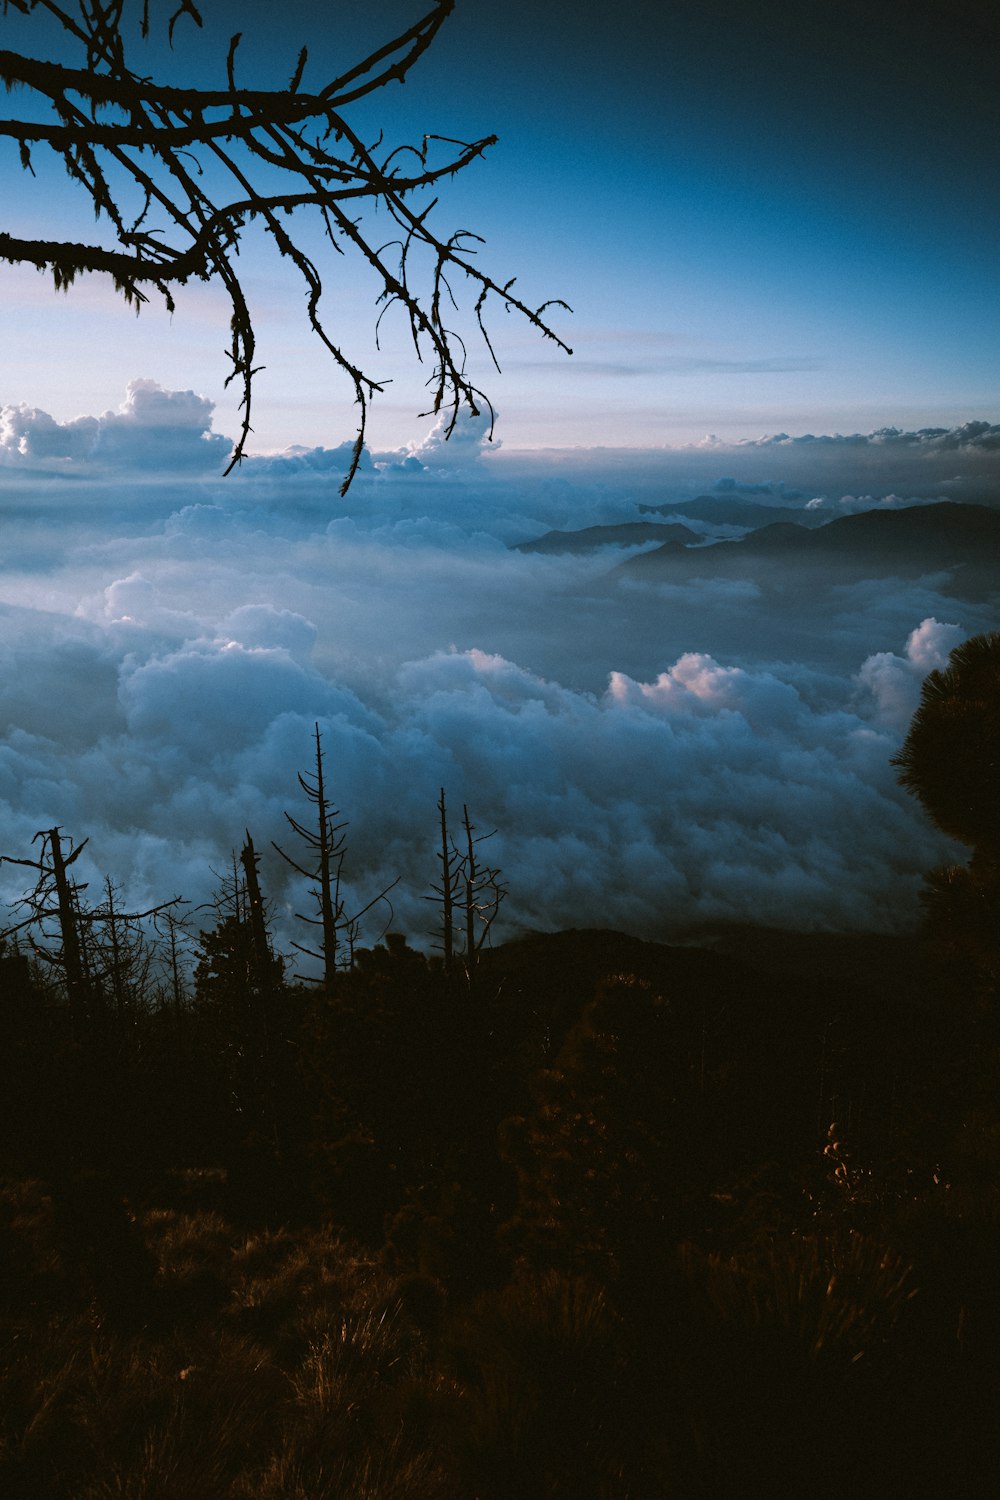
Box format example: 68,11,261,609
511,521,700,554
617,501,1000,599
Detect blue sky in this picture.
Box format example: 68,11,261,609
2,0,998,452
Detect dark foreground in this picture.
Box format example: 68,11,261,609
1,927,998,1498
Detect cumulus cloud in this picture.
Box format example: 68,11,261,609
855,616,965,732
242,441,376,479
0,616,964,950
404,406,498,469
4,382,1000,527
728,421,1000,453
2,379,996,956
0,403,98,462
0,379,231,471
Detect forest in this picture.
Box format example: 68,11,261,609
0,635,998,1499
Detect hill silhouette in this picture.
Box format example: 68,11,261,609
617,500,1000,600
510,520,700,554
640,492,827,529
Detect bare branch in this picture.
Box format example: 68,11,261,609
0,0,571,483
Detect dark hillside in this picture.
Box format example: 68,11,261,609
618,501,1000,599
510,521,700,553
640,492,825,528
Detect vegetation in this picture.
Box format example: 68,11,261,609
0,645,999,1495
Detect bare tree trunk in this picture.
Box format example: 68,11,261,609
47,828,87,1030
240,833,273,998
311,726,340,990
463,804,478,972
439,788,455,973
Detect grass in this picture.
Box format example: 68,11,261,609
2,1170,999,1498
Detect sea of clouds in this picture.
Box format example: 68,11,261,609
2,380,998,966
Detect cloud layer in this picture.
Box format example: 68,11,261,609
2,383,997,961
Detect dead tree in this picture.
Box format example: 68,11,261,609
7,829,92,1027
93,876,159,1027
239,831,282,1003
273,723,397,985
426,793,505,986
160,908,190,1021
427,786,462,973
459,804,506,984
0,827,181,1038
193,838,285,1130
273,724,348,988
0,0,571,489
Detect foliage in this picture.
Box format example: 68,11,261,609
892,630,1000,855
894,631,1000,1011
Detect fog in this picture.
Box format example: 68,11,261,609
2,382,997,956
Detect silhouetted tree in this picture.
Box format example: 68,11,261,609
459,803,506,988
1,828,92,1030
195,840,283,1071
893,632,1000,1005
274,724,397,982
892,631,1000,858
427,786,461,973
0,0,571,487
239,831,282,1003
1,828,179,1040
274,725,348,988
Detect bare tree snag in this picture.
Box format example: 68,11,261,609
460,803,505,983
1,827,181,1037
427,786,461,972
274,723,347,988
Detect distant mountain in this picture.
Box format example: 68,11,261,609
510,521,700,554
639,494,827,529
618,501,1000,599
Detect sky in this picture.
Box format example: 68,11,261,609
1,1,998,961
2,0,999,451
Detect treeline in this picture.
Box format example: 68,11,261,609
0,724,510,1204
0,639,998,1497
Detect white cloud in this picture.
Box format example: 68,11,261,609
1,380,996,956
404,406,498,469
0,379,230,471
855,616,965,731
805,492,942,515
0,624,961,948
0,403,98,461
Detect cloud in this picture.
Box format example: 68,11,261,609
242,441,376,478
222,605,319,663
728,422,1000,452
804,492,938,515
714,477,806,499
4,384,1000,526
0,403,98,462
0,619,962,949
855,616,965,732
118,639,357,758
1,379,996,957
404,406,498,469
0,379,231,471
